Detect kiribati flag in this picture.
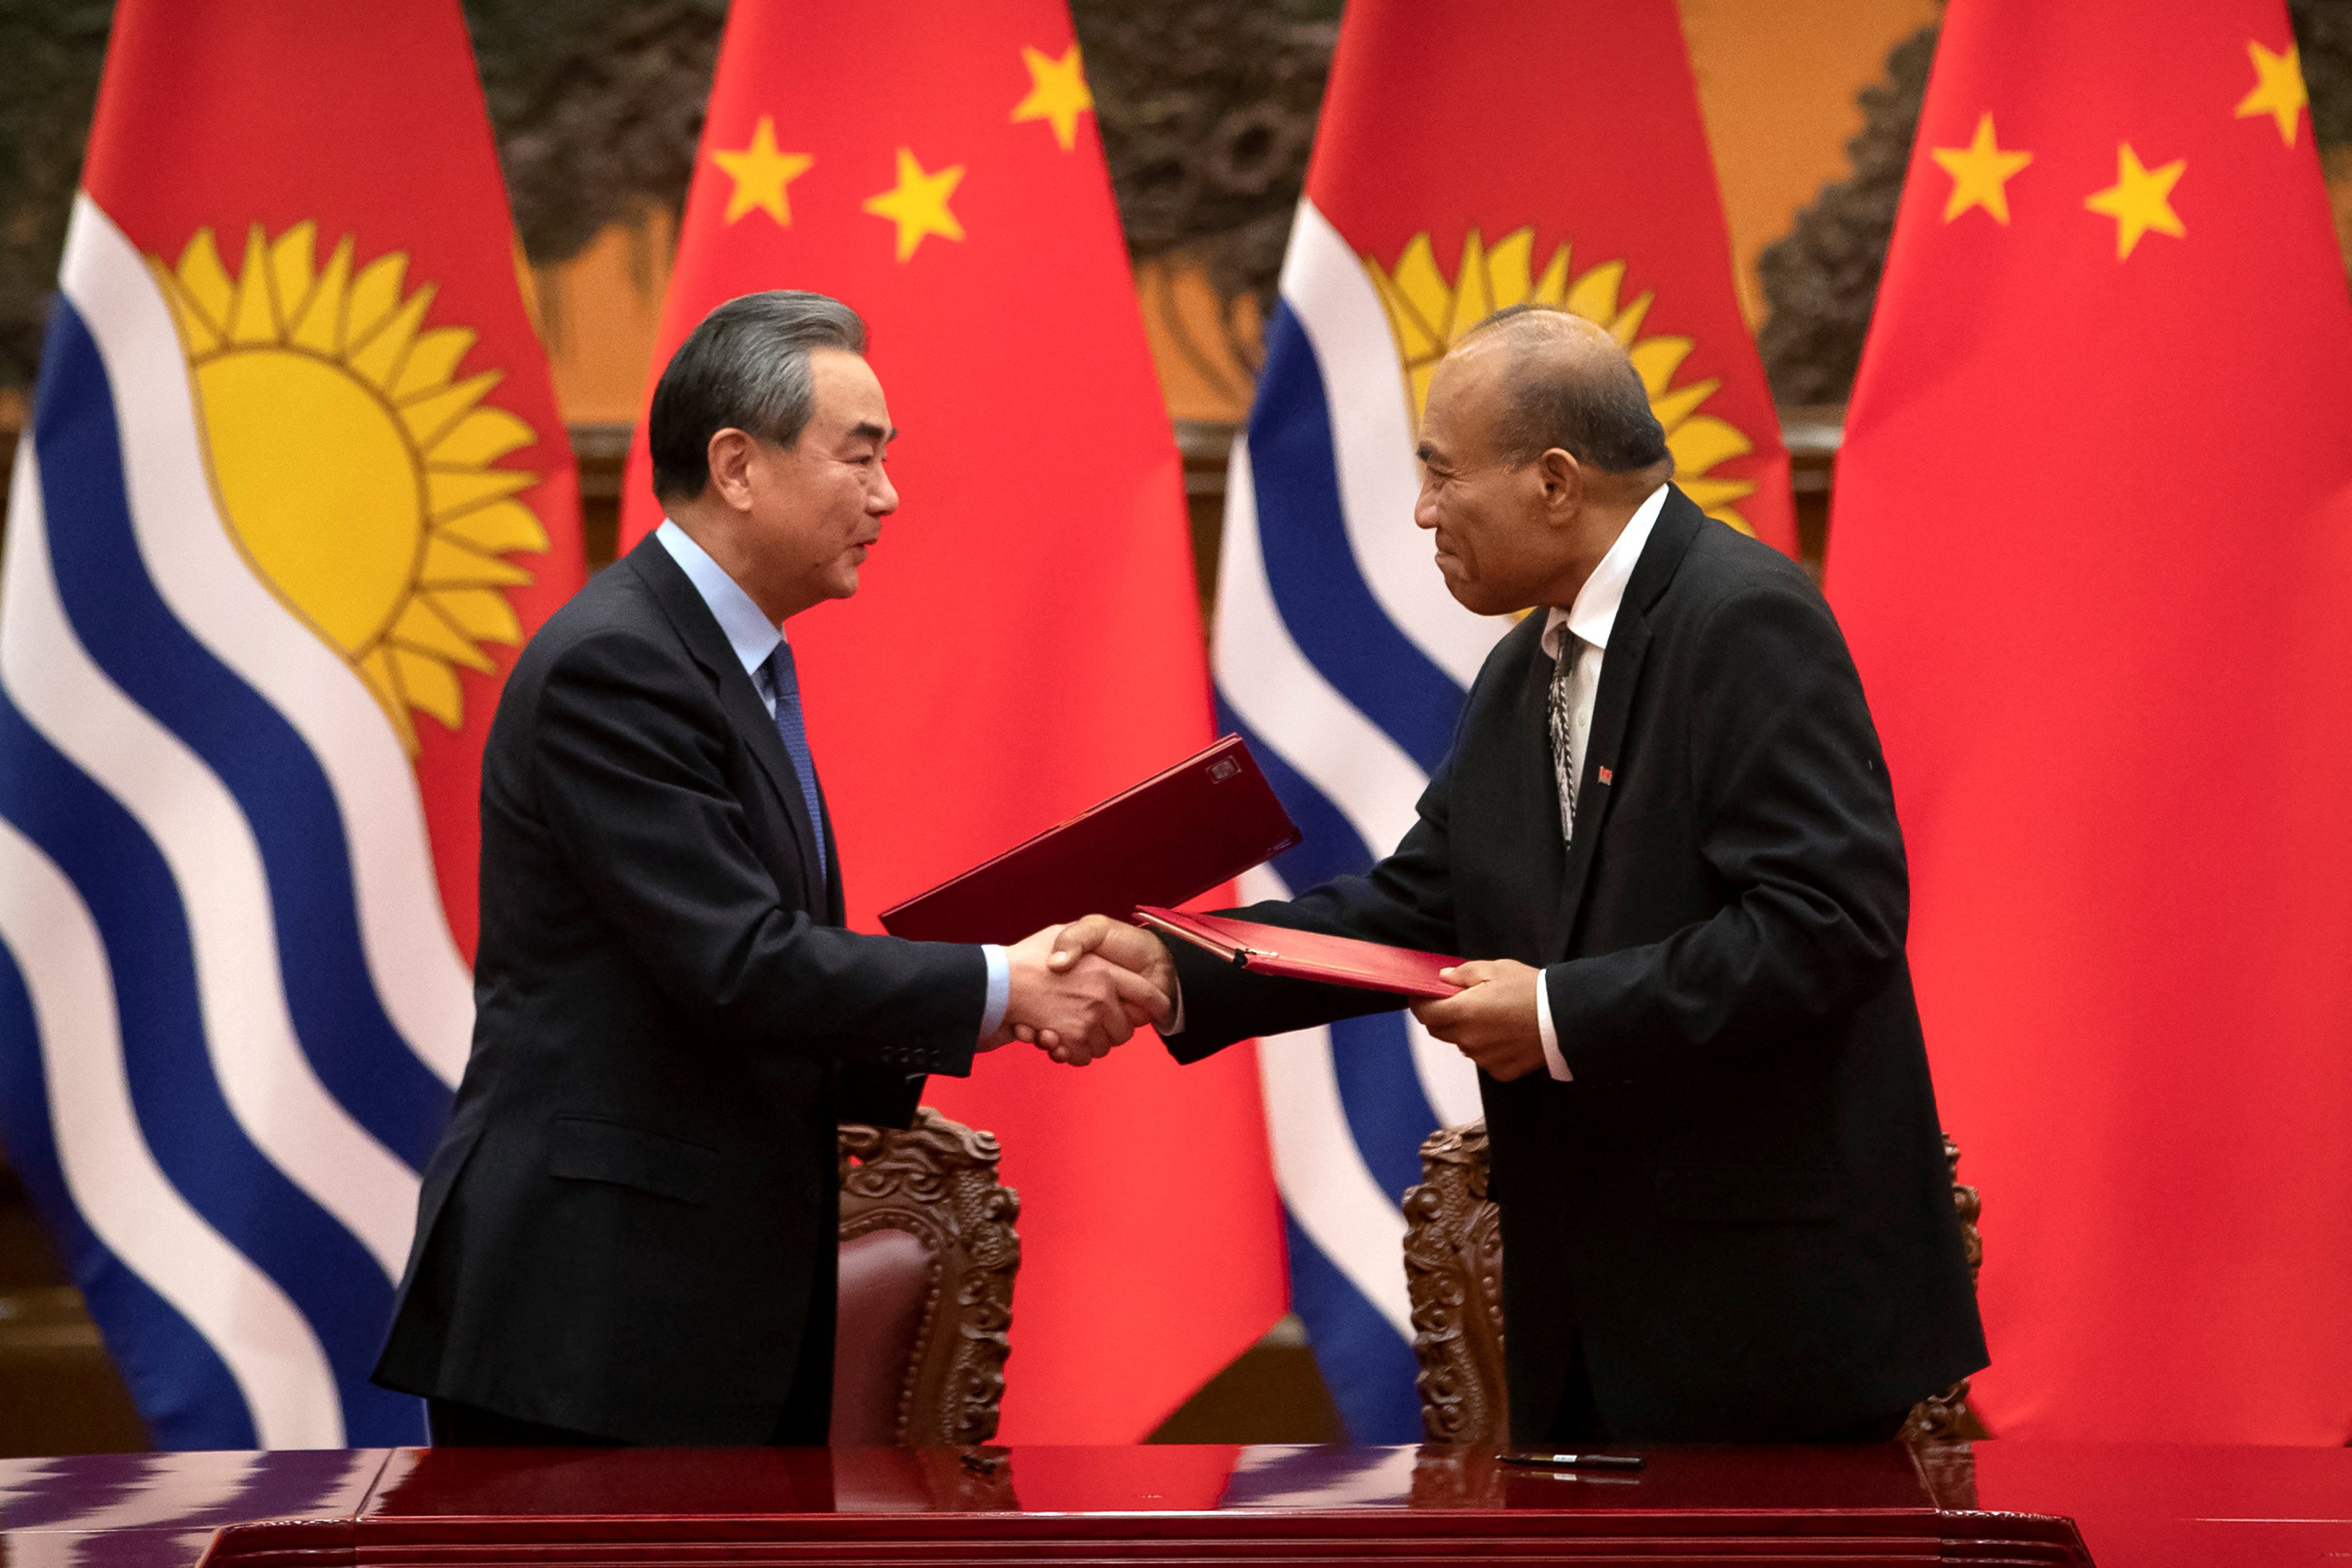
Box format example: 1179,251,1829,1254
0,0,581,1447
1220,0,1793,1440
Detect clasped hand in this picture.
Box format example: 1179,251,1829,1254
977,920,1174,1067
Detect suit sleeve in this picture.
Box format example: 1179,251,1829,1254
1547,582,1909,1083
530,627,983,1076
1163,747,1463,1061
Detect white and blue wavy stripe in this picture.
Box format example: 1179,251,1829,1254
0,198,464,1447
1215,198,1502,1443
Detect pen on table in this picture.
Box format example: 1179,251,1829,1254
1497,1451,1646,1472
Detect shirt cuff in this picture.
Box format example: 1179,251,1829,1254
1535,969,1572,1082
978,944,1010,1040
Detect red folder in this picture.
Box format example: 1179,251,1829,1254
878,736,1301,945
1134,907,1464,999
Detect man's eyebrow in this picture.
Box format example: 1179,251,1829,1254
1416,441,1439,462
849,420,897,443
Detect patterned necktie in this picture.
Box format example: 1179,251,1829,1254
760,642,828,884
1547,627,1579,847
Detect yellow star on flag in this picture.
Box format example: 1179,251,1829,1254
1930,112,2034,223
2084,142,2185,260
1012,43,1094,151
712,117,813,226
863,147,966,262
2235,40,2308,146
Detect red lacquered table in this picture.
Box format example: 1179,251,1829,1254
1,1442,2345,1567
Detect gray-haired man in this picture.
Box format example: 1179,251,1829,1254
373,291,1166,1447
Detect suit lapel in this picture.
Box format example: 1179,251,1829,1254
1551,486,1705,953
625,539,828,912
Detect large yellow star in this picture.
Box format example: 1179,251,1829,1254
2084,142,2185,260
862,147,966,262
1929,112,2033,223
2235,40,2308,146
1011,43,1094,151
711,117,813,226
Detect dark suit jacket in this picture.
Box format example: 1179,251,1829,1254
1166,486,1987,1443
374,535,986,1444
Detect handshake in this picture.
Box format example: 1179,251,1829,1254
976,914,1557,1082
976,916,1183,1067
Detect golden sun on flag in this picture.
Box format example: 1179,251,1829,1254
1366,229,1760,532
151,223,550,753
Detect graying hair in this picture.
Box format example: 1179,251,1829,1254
649,290,868,501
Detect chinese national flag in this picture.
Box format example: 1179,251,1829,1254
1830,0,2352,1440
619,2,1284,1439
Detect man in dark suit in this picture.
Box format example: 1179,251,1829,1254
1054,307,1986,1445
375,291,1164,1447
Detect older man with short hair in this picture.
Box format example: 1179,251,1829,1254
376,291,1163,1447
1056,306,1987,1446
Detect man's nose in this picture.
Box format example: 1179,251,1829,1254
871,468,900,514
1413,488,1439,529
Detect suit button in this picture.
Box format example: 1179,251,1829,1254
804,1180,824,1207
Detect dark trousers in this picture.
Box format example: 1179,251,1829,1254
428,1298,836,1447
1544,1337,1912,1446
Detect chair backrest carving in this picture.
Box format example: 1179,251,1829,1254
1400,1119,1511,1445
1400,1121,1982,1445
836,1107,1019,1446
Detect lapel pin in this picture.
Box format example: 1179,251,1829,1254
1597,766,1613,786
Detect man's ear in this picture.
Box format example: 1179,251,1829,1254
705,428,759,512
1536,446,1585,523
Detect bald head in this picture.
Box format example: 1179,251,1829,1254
1454,306,1671,477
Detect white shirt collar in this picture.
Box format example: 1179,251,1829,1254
656,518,785,681
1542,482,1669,662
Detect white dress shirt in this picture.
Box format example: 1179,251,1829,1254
655,521,1010,1038
1532,481,1669,1081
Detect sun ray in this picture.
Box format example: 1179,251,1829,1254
399,369,501,450
433,500,547,555
1485,228,1535,310
1664,414,1752,474
1531,244,1572,307
1608,291,1654,346
427,407,535,469
391,598,496,672
1446,232,1494,343
391,646,465,727
228,226,279,345
1562,260,1624,324
163,224,551,754
391,327,480,403
343,252,410,354
267,223,318,339
288,235,353,354
348,284,436,390
1390,235,1453,348
1629,337,1696,395
174,232,236,339
426,467,536,520
418,535,532,588
430,586,523,644
1647,377,1721,434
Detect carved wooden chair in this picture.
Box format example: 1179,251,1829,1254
831,1107,1019,1446
1401,1121,1984,1445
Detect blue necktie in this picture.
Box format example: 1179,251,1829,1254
760,643,828,885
